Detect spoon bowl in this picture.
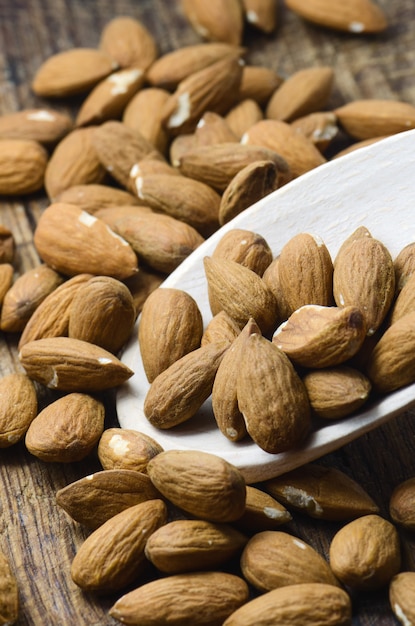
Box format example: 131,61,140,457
117,129,415,483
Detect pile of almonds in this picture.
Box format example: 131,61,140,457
1,0,415,623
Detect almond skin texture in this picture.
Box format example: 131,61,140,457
389,477,415,531
241,530,340,592
25,393,105,463
0,139,48,195
223,583,352,626
122,87,171,153
139,287,203,383
181,0,244,45
56,469,161,529
0,373,38,448
284,0,387,33
329,514,401,590
143,343,227,429
263,464,379,521
97,428,163,473
0,550,19,625
32,48,117,97
144,519,248,573
0,108,73,146
225,98,264,139
71,499,167,593
389,572,415,625
237,333,311,454
201,311,241,348
99,16,158,71
212,229,273,276
55,183,140,214
19,336,134,392
335,99,415,139
34,203,138,280
110,571,249,626
147,450,246,523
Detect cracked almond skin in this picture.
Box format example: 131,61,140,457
0,373,38,448
389,572,415,625
241,530,340,593
139,287,203,383
237,333,311,454
146,450,246,523
389,477,415,531
97,428,163,474
273,304,366,369
144,343,227,429
263,463,379,521
19,336,134,392
223,583,352,626
329,514,401,591
110,571,249,626
284,0,387,33
71,499,167,593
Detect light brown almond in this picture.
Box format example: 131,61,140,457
212,228,273,276
389,572,415,625
0,226,15,264
242,0,278,32
194,111,239,146
97,428,163,473
99,15,158,71
394,241,415,294
181,0,244,45
291,110,339,151
389,477,415,531
122,87,171,154
285,0,387,33
236,486,292,532
0,373,38,448
0,139,48,196
388,271,415,325
238,65,283,106
335,99,415,139
0,108,73,146
225,99,264,140
55,183,140,214
0,264,14,305
201,311,241,348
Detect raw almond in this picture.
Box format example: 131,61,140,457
0,264,64,333
0,226,15,264
99,15,158,71
19,336,134,391
0,139,48,196
262,257,293,322
394,241,415,294
0,373,38,448
291,110,339,151
263,463,379,520
144,519,248,573
123,266,165,317
212,228,273,277
143,343,227,429
97,428,163,473
225,99,264,139
33,203,138,280
223,582,352,626
389,572,415,625
238,65,283,106
335,99,415,139
71,499,167,593
237,333,311,453
272,304,366,368
194,111,239,146
55,183,140,214
110,571,249,626
235,486,292,532
201,310,241,347
0,550,19,625
241,530,339,592
181,0,244,45
68,276,136,354
44,127,107,200
388,271,415,325
146,449,246,523
329,514,401,590
32,48,117,97
56,468,161,529
122,87,171,154
0,264,14,305
204,256,279,334
242,0,278,33
285,0,387,34
389,477,415,531
139,287,203,383
266,66,334,122
0,108,73,146
25,392,105,463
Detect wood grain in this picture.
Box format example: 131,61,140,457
0,0,414,624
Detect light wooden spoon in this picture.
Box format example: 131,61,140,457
117,129,415,483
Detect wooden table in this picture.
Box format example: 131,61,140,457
0,0,414,624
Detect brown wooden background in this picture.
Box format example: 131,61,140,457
1,0,415,624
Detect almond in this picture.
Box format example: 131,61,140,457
110,571,249,626
139,287,203,383
25,392,105,463
262,257,293,322
146,449,246,523
291,110,339,151
99,15,158,71
285,0,387,34
394,241,415,294
97,428,163,473
0,264,14,305
122,87,171,154
0,139,48,196
263,463,379,521
144,519,248,573
55,183,140,214
32,48,117,97
194,111,239,146
266,66,334,122
143,343,227,429
237,333,311,453
0,108,73,146
236,486,292,532
389,477,415,531
19,336,134,391
335,99,415,139
242,0,278,33
225,99,264,139
71,499,167,593
212,228,273,276
0,373,38,448
0,550,19,625
201,311,241,348
241,530,339,592
0,226,15,264
124,266,165,317
388,272,415,325
33,203,138,280
68,276,136,354
389,572,415,625
44,127,107,200
56,469,161,529
0,264,64,333
329,514,401,590
273,304,366,368
181,0,244,45
223,583,352,626
238,65,283,106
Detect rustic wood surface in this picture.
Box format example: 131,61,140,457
1,0,415,624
